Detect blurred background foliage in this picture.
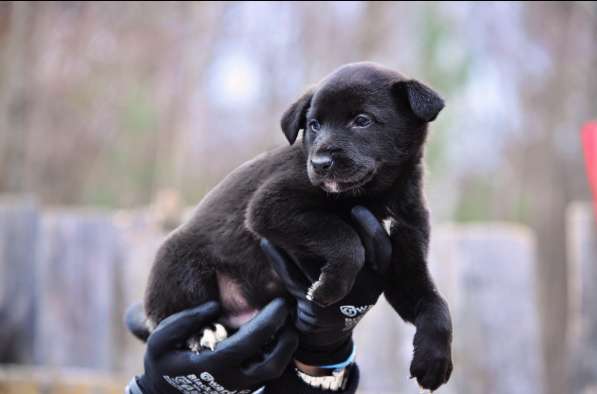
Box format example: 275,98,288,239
0,2,596,394
2,2,594,218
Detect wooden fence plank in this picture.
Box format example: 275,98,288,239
355,223,544,394
0,196,554,394
0,196,39,364
34,210,122,371
567,202,597,394
354,298,414,393
112,210,166,377
431,224,544,394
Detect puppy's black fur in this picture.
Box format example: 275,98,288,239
144,62,453,390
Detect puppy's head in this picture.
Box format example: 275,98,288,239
281,62,444,194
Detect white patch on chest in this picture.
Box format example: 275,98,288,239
323,181,340,193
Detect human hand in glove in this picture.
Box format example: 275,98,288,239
127,298,298,394
260,206,391,366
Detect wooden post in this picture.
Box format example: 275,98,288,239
432,224,544,394
112,209,166,376
354,298,412,392
34,209,123,371
567,202,597,394
0,195,39,364
355,223,544,394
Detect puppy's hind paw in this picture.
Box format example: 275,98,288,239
188,323,228,352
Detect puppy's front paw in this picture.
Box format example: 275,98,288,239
306,277,349,307
410,335,452,391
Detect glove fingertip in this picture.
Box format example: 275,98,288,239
260,238,272,253
260,238,283,262
260,239,290,275
351,206,380,237
376,231,392,273
350,205,369,224
351,206,392,274
124,302,150,342
264,297,290,318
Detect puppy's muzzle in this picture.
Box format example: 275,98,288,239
310,154,334,175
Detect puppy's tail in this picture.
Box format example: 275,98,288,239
124,301,151,342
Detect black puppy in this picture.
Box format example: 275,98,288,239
144,62,453,389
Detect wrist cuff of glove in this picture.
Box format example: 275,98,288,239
294,337,354,365
263,363,360,394
125,376,146,394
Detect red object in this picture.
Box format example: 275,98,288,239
582,121,597,221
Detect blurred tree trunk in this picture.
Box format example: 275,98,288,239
356,2,392,59
0,2,36,194
151,2,227,195
518,4,597,394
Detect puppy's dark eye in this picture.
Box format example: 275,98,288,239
309,119,321,132
353,114,372,128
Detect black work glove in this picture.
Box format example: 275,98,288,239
260,206,391,365
134,298,298,394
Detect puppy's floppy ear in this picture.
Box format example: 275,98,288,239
392,79,444,122
280,88,315,145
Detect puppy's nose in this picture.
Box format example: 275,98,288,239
311,154,334,174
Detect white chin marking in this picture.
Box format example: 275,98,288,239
323,181,341,193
